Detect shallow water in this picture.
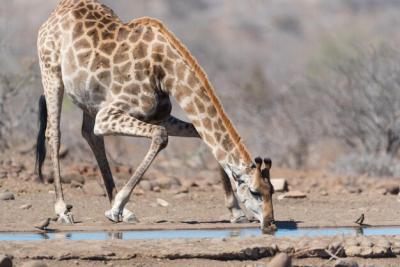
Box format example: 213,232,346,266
0,227,399,241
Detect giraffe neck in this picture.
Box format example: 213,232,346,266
134,18,254,170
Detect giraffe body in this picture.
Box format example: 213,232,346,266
36,0,275,230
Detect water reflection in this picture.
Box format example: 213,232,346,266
0,226,399,241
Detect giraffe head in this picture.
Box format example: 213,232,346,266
233,157,275,231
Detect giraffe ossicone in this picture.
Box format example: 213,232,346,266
36,0,275,231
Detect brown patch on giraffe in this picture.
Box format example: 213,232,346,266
84,21,96,29
124,83,140,95
74,38,91,51
91,53,110,71
175,85,192,102
202,118,212,131
134,71,146,82
207,105,217,117
198,87,210,102
194,96,206,113
176,62,186,80
215,132,222,142
63,48,77,75
143,27,155,42
61,20,71,30
164,78,175,89
72,22,84,40
111,84,122,95
153,43,165,54
187,72,198,88
99,42,117,55
166,46,178,59
184,104,197,116
192,119,201,128
101,29,114,40
132,42,148,60
117,27,130,41
114,42,130,64
97,71,111,87
204,133,216,146
113,62,132,83
129,26,143,43
222,134,234,151
87,28,100,47
164,59,174,75
134,60,150,71
152,53,163,63
77,51,92,68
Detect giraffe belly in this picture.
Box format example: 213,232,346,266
63,72,109,115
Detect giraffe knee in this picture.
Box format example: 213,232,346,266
152,126,168,149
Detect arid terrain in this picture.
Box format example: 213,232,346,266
0,155,400,266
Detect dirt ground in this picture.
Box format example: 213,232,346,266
0,157,400,266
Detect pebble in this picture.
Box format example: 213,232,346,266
0,191,15,201
278,191,306,200
139,180,152,191
156,198,169,207
271,179,288,192
19,204,32,210
0,255,12,267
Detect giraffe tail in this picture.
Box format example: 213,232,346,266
35,94,47,182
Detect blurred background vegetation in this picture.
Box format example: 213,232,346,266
1,0,400,177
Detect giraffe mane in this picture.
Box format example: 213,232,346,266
131,17,252,164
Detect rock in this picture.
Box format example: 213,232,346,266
156,198,169,207
153,186,161,192
344,246,362,257
271,179,288,192
267,253,292,267
334,259,359,267
0,191,15,201
320,190,328,196
382,184,400,195
21,261,48,267
278,191,306,200
19,204,32,210
0,255,12,267
139,180,152,191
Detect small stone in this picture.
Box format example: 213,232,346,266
0,191,15,201
268,253,292,267
153,186,161,192
19,204,32,210
156,198,169,207
383,184,400,195
278,191,306,200
271,179,288,192
139,180,152,191
0,255,12,267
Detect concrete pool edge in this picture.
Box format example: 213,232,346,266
1,221,400,233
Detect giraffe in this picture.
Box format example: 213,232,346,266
36,0,275,231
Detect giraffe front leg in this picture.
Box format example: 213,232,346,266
94,107,168,223
220,168,249,223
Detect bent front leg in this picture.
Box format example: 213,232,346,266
94,107,168,222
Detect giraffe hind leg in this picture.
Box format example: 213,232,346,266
94,106,168,222
81,112,137,223
40,71,74,224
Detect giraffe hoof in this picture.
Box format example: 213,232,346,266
230,215,249,224
58,212,75,224
105,209,122,223
122,209,139,224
